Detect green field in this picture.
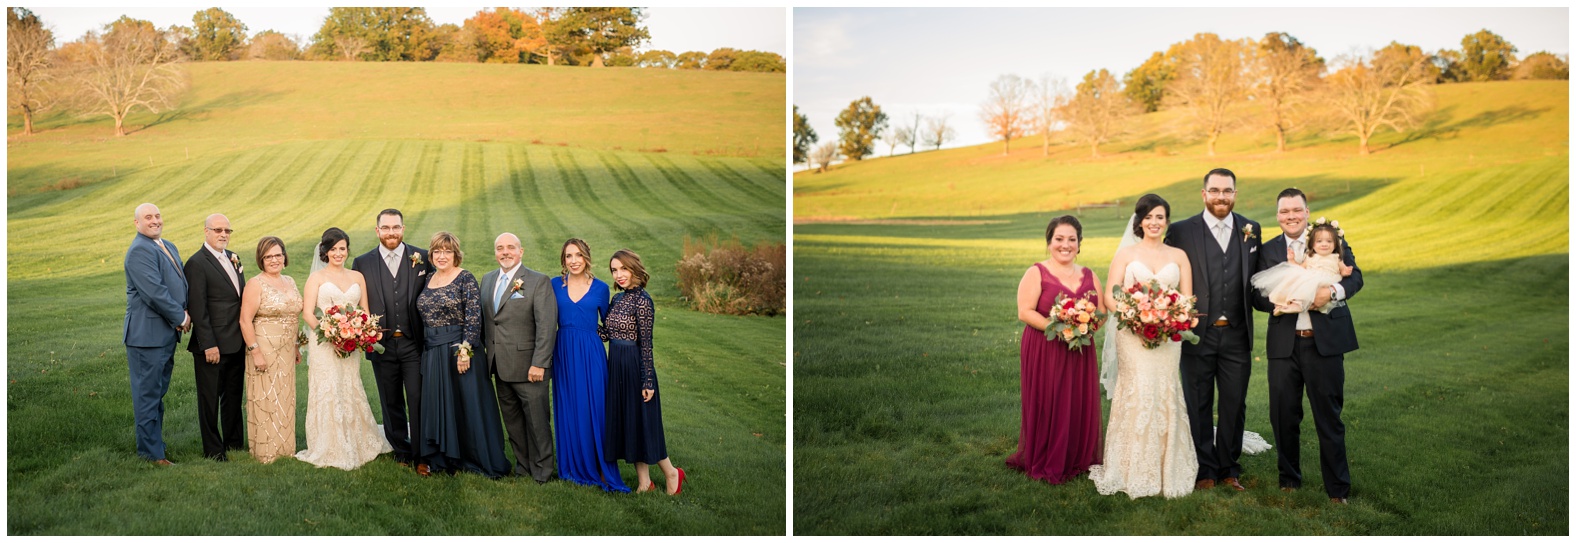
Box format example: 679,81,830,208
8,61,786,535
792,80,1568,535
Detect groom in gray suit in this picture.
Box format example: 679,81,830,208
124,203,189,465
480,233,558,482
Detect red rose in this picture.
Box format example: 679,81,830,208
1171,333,1182,342
1177,320,1191,331
1143,325,1158,339
360,313,368,322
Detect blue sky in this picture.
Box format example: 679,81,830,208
29,7,786,57
795,7,1569,154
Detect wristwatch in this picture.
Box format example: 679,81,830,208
246,344,258,353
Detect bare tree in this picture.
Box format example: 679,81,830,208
334,35,369,60
811,141,839,173
8,8,56,136
1324,43,1435,155
880,125,901,157
1166,33,1251,156
68,18,187,137
1030,74,1069,156
922,113,956,150
980,74,1032,155
1254,32,1324,152
1058,68,1132,158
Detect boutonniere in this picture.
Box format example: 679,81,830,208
230,253,244,274
510,278,524,294
410,252,423,268
1240,224,1255,243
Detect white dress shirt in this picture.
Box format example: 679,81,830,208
206,243,240,294
379,243,405,278
1203,212,1235,253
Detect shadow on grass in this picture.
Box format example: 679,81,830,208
794,174,1399,241
1389,104,1553,149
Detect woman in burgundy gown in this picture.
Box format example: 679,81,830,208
1007,215,1106,484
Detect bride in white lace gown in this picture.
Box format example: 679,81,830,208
296,229,392,470
1088,196,1200,499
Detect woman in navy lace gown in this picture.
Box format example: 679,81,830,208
552,239,630,492
604,249,685,495
416,232,509,478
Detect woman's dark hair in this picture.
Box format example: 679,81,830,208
319,227,349,262
609,249,649,291
1132,194,1171,239
1306,223,1344,257
1045,215,1083,253
255,236,288,269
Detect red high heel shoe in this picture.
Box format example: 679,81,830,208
669,468,686,495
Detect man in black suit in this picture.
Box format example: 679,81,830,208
185,213,246,461
1252,188,1362,504
1163,168,1262,492
352,208,433,475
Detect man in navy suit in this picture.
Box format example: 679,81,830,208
123,203,189,465
1253,188,1362,504
352,209,433,475
1164,168,1262,492
185,213,247,461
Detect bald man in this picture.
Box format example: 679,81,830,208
124,203,189,465
185,213,247,461
479,233,558,482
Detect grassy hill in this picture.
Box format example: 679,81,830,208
8,61,786,535
792,80,1567,535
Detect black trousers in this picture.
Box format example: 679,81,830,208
194,350,246,459
1269,335,1351,498
372,335,423,464
1180,322,1252,481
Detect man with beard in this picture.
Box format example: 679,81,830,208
1163,168,1262,492
352,209,434,475
184,213,246,461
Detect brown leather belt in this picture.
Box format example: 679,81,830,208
1213,319,1230,328
393,331,405,338
1295,330,1314,338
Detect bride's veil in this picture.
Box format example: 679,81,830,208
1100,214,1141,400
309,241,327,277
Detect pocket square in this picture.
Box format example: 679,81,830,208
509,292,525,299
418,270,427,276
1249,246,1258,253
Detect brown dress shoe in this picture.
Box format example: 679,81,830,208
153,459,175,466
1194,479,1215,490
416,464,431,477
1222,477,1246,491
1330,497,1348,505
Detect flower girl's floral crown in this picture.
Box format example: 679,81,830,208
1311,216,1346,238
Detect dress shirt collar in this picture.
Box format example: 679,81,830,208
205,242,229,263
379,243,405,262
1203,211,1234,233
499,264,521,281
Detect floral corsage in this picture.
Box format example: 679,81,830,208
456,341,473,360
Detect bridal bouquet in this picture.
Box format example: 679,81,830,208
1045,293,1105,352
313,303,386,357
1110,280,1200,349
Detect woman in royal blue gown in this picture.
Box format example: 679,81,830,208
550,239,630,492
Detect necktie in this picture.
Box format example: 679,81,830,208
1291,240,1305,264
385,250,399,279
495,274,509,313
222,252,240,294
1214,223,1229,252
157,240,184,279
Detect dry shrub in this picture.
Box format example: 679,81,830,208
675,234,785,316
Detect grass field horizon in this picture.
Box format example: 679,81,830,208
793,79,1568,535
8,61,787,535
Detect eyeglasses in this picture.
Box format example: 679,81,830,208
208,227,234,234
262,254,285,260
377,225,404,232
1205,188,1237,197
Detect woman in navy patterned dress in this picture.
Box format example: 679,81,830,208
416,232,509,478
604,249,685,495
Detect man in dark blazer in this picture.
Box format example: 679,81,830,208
1252,187,1362,504
1163,167,1262,492
185,213,247,461
124,203,189,466
479,232,558,482
352,209,432,474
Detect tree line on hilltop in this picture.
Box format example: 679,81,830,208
8,7,785,137
795,29,1567,171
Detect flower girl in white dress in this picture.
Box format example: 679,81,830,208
1250,221,1353,316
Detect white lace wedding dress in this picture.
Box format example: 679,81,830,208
296,281,392,470
1088,260,1199,499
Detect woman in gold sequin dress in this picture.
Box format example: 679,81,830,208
238,236,303,463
